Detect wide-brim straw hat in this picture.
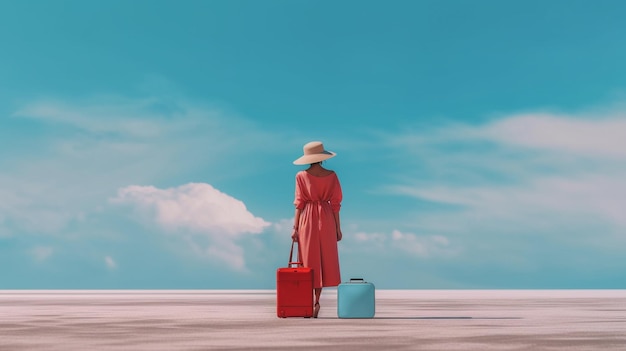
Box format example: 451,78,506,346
293,141,336,165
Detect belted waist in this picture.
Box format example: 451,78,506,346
305,200,331,204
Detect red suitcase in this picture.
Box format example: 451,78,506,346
276,241,313,318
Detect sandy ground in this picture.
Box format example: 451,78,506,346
1,290,625,350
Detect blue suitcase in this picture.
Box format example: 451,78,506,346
337,278,375,318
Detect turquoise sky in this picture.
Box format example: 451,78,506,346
2,0,626,289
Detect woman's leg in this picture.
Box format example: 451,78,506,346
313,288,322,317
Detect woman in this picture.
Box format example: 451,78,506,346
291,141,343,318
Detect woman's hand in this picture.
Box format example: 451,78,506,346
291,228,299,242
336,228,343,242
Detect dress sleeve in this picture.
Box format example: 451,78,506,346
330,173,343,212
294,173,305,210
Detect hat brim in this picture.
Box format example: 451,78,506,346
292,151,336,165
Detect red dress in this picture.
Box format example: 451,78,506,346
294,170,342,289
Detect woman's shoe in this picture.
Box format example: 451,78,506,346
313,302,320,318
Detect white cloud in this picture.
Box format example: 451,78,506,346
13,97,172,138
350,229,458,259
112,183,270,270
2,95,281,237
394,112,626,160
383,109,626,260
1,93,301,286
105,256,117,269
113,183,270,235
0,212,8,237
206,243,245,272
478,113,626,159
272,218,295,234
394,175,626,229
31,246,54,262
354,231,387,243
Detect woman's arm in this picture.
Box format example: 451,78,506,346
333,211,342,242
330,174,343,242
291,208,302,241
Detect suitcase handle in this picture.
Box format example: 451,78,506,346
288,241,304,267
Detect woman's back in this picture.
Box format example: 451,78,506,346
295,170,341,212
